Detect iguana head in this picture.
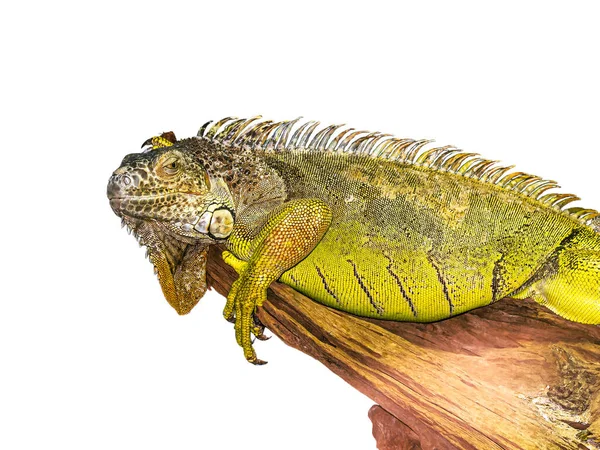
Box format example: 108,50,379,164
107,132,235,315
108,133,235,240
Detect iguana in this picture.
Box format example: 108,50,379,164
107,116,600,364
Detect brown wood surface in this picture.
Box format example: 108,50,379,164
206,245,600,450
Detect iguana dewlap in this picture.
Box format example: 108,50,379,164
107,116,600,364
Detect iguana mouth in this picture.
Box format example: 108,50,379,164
111,195,235,241
108,193,179,204
107,173,184,210
108,193,191,222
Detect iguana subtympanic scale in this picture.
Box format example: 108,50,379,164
107,116,600,364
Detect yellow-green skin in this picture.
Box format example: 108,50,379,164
265,152,600,324
108,119,600,364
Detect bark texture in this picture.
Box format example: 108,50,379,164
206,245,600,450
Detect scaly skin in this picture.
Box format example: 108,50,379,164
107,118,600,363
222,199,331,363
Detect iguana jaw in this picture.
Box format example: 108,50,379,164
108,189,205,226
109,194,234,242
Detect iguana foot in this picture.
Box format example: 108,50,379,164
222,251,271,342
226,267,270,364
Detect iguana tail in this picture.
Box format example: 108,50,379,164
512,235,600,324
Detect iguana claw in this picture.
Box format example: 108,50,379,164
253,331,271,341
252,358,268,366
252,315,270,340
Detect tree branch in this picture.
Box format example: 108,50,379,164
206,245,600,449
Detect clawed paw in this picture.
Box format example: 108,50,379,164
224,314,236,323
252,315,270,341
252,329,271,342
222,255,270,364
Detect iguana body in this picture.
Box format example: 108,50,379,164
107,116,600,363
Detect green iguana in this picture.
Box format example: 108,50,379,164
107,116,600,364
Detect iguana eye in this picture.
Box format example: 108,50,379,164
161,157,179,176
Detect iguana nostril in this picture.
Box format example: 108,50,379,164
107,173,133,199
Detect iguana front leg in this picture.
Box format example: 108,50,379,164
223,199,332,364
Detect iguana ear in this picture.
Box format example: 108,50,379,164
129,219,208,315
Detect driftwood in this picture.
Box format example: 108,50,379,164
206,245,600,450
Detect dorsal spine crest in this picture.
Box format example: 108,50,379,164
196,116,598,230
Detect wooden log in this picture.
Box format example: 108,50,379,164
206,245,600,449
369,405,422,450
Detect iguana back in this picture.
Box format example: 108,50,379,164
265,150,600,322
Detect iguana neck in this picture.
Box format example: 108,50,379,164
182,138,287,213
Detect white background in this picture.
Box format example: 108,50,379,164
1,1,599,449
